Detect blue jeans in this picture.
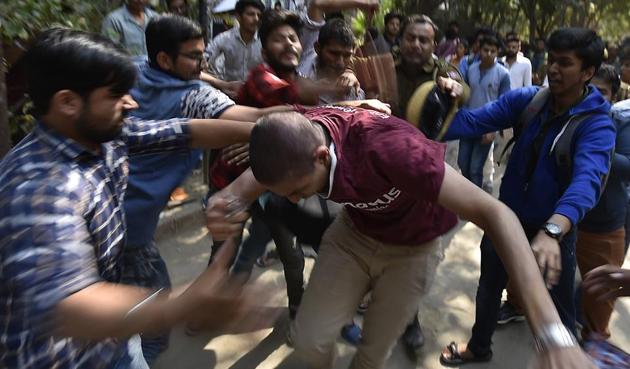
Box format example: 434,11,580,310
457,138,493,188
467,225,577,357
112,335,150,369
120,243,172,365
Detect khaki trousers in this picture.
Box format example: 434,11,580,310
293,210,443,369
576,227,626,338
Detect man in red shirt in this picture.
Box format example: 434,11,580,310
205,105,596,369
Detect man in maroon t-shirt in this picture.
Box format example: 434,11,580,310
205,106,595,369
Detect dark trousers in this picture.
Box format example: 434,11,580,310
216,196,309,318
467,225,577,357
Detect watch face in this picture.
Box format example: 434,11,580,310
545,223,562,236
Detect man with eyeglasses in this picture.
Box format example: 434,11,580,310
121,14,291,364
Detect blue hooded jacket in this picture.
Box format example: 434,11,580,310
124,64,220,247
445,85,616,228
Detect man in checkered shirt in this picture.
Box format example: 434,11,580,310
0,28,275,369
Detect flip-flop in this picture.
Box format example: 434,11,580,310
439,342,492,366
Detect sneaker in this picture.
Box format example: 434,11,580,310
402,321,425,359
340,322,362,346
497,301,525,325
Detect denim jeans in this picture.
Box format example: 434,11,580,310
467,225,577,357
112,335,150,369
120,243,172,365
457,137,493,188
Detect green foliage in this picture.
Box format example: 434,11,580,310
0,0,117,43
8,100,36,145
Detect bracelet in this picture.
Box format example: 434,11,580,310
533,323,578,353
124,288,165,319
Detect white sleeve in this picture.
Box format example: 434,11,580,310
298,13,325,72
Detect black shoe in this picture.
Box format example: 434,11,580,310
402,321,425,359
497,301,525,325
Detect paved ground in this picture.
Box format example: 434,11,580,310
152,199,630,369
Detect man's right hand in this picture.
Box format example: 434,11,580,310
205,194,250,241
437,76,464,99
220,80,245,99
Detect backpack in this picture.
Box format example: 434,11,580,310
499,88,610,192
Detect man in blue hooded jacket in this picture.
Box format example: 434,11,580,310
439,27,616,366
123,15,290,363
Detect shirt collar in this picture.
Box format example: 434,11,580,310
322,142,337,199
35,122,101,161
122,6,150,25
232,26,258,45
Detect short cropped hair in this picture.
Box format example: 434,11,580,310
146,15,203,68
24,28,136,116
547,27,605,71
235,0,265,15
318,18,355,49
258,10,303,49
249,112,323,185
384,12,403,26
594,64,621,96
479,34,502,49
619,45,630,63
505,33,520,43
399,14,439,40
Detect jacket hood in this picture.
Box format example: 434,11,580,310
566,84,611,116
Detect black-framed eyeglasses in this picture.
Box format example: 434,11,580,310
178,52,206,65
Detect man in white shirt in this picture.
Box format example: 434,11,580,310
205,0,264,83
501,34,532,89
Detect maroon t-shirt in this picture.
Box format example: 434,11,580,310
299,105,458,245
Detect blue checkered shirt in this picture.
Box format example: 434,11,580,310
0,118,191,368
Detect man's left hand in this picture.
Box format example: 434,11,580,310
222,143,250,166
531,231,562,289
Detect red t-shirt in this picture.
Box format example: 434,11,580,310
299,105,458,245
210,63,300,189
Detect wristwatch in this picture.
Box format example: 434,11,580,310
533,323,578,353
542,222,563,240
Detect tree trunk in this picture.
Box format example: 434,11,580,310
0,39,10,159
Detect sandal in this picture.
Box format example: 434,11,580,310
439,342,492,366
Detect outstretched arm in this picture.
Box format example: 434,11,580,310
188,119,254,148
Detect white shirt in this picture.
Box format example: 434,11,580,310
501,54,533,89
205,26,262,82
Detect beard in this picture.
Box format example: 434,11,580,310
266,49,300,74
506,50,517,58
76,108,124,145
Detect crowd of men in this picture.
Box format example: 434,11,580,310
1,0,630,368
